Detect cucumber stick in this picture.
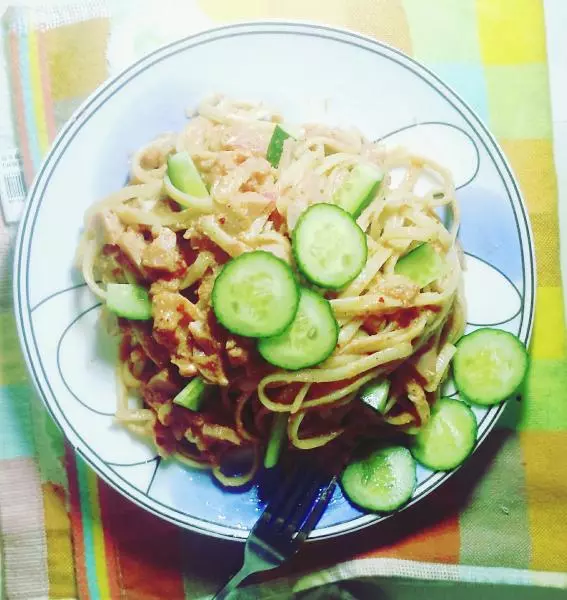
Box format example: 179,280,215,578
173,377,211,411
341,446,416,512
258,288,338,370
453,328,528,406
394,243,443,288
293,203,367,289
333,164,383,218
359,379,390,413
166,151,208,198
212,250,299,338
264,413,288,469
412,397,477,471
267,125,292,168
106,283,152,320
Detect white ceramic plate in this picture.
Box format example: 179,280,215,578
14,22,535,540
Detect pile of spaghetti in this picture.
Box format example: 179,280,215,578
78,95,465,487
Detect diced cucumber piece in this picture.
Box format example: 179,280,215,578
267,125,292,168
453,328,528,406
341,446,416,512
411,397,477,471
359,379,390,413
264,413,288,469
258,288,339,370
173,377,211,411
394,243,443,288
292,203,368,289
166,151,209,199
106,283,152,320
212,250,299,338
333,163,383,218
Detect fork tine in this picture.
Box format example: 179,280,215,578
260,464,303,522
295,476,337,542
284,471,330,532
271,469,322,527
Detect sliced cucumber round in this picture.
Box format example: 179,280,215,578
411,397,477,471
341,446,416,513
258,288,338,370
212,251,299,338
453,328,528,406
292,203,368,289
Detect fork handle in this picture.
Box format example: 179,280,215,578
212,564,254,599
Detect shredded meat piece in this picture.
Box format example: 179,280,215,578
225,336,253,368
188,312,229,385
195,273,216,309
96,211,149,276
126,322,170,367
153,420,177,455
221,124,271,155
97,210,124,244
149,278,181,295
146,368,182,394
142,227,184,274
188,231,230,264
373,274,419,305
152,292,199,377
118,229,147,270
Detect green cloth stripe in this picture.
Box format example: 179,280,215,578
459,431,531,568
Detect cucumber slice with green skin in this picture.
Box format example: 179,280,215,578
359,379,390,414
453,328,528,406
264,413,288,469
412,397,477,471
258,288,339,370
267,125,292,168
212,251,299,338
166,151,209,199
333,163,383,218
106,283,152,320
292,203,368,289
394,243,443,288
173,377,212,411
341,446,416,512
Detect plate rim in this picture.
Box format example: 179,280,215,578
12,20,536,541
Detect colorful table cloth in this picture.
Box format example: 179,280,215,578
0,1,565,598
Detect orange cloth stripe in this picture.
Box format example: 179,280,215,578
98,482,186,599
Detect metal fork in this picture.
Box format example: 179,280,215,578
213,465,337,599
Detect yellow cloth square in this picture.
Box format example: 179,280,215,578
522,431,567,571
477,0,547,64
500,140,557,214
45,18,109,101
346,0,412,56
485,65,552,139
404,0,480,62
531,213,562,287
531,287,566,360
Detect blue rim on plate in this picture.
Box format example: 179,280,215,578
13,21,535,540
